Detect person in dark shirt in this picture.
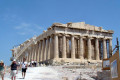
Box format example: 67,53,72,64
0,60,6,80
10,59,18,80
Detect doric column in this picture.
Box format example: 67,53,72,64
66,38,69,58
20,56,23,62
31,46,34,60
103,38,107,59
26,50,29,62
38,41,41,62
34,44,37,61
54,34,59,59
40,40,43,62
71,35,75,59
28,47,31,62
28,48,31,62
43,39,47,61
46,37,50,60
88,37,92,60
95,38,100,60
79,36,84,59
30,47,33,61
62,35,66,58
109,39,112,57
50,36,54,59
35,42,39,62
33,45,36,61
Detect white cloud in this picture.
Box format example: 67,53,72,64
14,22,44,36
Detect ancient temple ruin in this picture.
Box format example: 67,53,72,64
11,22,114,64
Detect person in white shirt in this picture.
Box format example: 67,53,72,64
21,58,28,79
31,60,34,67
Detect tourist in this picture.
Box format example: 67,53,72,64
21,58,28,79
0,60,6,80
34,60,37,67
10,59,18,80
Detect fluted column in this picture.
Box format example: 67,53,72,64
34,44,37,61
109,39,112,57
38,41,41,62
46,37,50,60
103,38,107,59
26,50,29,62
62,35,66,58
35,42,39,62
79,36,84,59
88,37,92,60
31,45,34,60
32,45,35,60
29,47,32,61
66,38,69,58
54,34,59,59
43,39,47,61
71,35,75,59
40,40,43,62
30,46,33,61
28,48,31,62
95,38,100,60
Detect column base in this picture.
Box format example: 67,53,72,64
38,58,102,66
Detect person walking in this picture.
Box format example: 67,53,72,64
0,60,6,80
10,59,18,80
21,58,28,79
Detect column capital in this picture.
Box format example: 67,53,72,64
54,33,59,36
103,38,107,41
79,35,84,38
62,34,66,36
87,36,92,39
46,36,50,39
71,34,75,37
108,38,113,40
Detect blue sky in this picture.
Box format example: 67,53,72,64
0,0,120,65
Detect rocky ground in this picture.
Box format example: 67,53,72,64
3,64,107,80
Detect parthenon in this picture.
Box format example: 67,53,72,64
11,22,114,64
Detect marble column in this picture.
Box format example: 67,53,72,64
35,42,39,62
38,41,41,62
31,46,33,60
88,37,92,60
33,44,36,61
62,35,66,58
31,45,35,60
40,40,43,62
95,38,100,60
71,35,75,59
29,47,32,62
43,39,47,61
33,45,36,61
42,40,45,61
28,49,30,62
50,36,54,59
26,50,29,62
46,37,50,60
66,38,69,58
109,39,112,57
103,38,107,59
54,34,59,59
79,36,84,59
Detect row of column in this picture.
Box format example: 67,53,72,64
18,34,112,62
54,35,112,60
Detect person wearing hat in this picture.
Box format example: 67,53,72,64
0,60,6,80
10,59,18,80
